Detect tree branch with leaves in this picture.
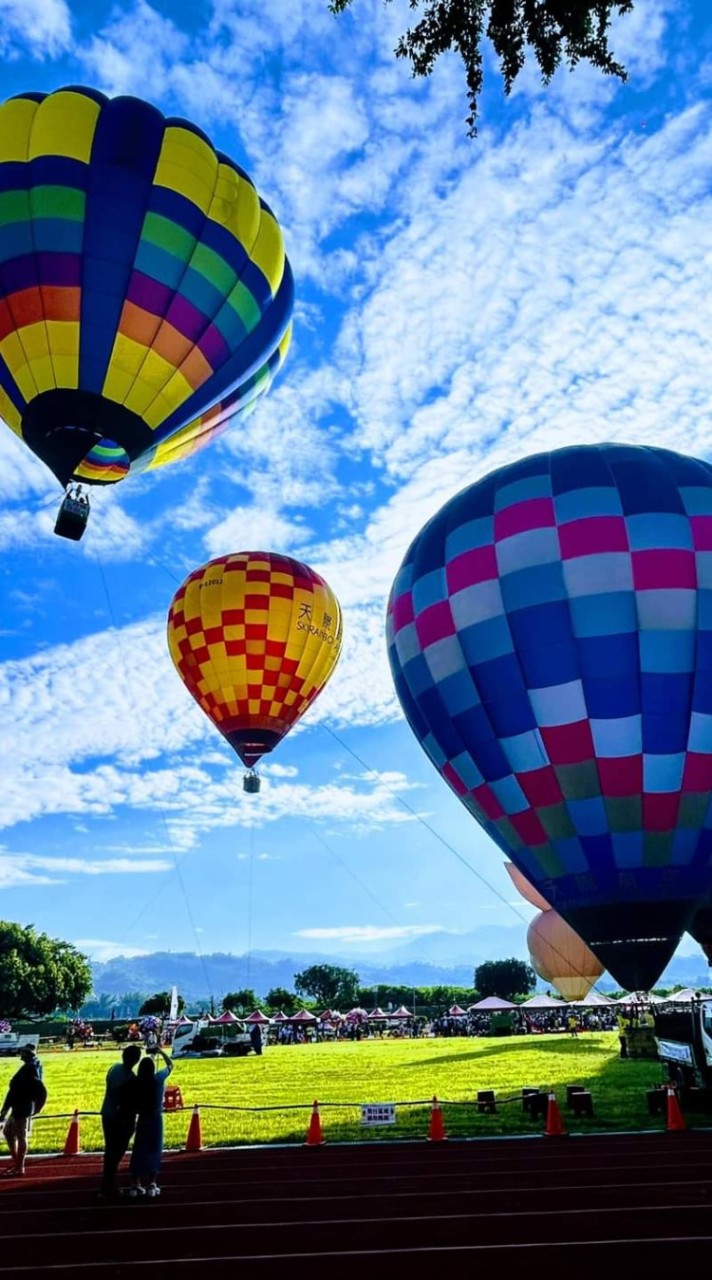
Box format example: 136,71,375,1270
329,0,634,134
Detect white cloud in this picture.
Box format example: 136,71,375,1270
294,924,445,943
0,596,407,834
204,505,309,560
80,0,191,100
74,939,149,963
0,0,71,59
261,763,299,778
0,619,418,833
0,850,170,887
334,102,712,511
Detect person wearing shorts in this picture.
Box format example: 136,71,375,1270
0,1045,43,1177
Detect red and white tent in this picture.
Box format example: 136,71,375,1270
271,1011,288,1023
391,1006,413,1019
448,1004,468,1017
288,1009,318,1023
244,1009,271,1024
368,1007,388,1019
213,1009,240,1024
345,1007,368,1021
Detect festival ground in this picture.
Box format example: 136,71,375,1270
1,1131,710,1276
0,1033,676,1152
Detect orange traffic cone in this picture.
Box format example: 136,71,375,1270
545,1090,566,1137
63,1109,80,1156
305,1099,325,1146
666,1084,687,1132
185,1105,203,1152
428,1095,447,1142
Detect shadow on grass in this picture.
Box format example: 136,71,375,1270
402,1036,612,1069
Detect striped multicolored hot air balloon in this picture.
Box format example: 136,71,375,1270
167,553,342,782
0,87,292,505
388,443,712,991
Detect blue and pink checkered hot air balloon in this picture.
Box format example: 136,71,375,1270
387,443,712,991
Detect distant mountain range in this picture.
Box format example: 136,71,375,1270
89,927,712,1002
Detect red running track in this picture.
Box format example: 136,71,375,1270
1,1133,711,1277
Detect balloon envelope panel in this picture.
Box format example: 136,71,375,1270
505,860,551,911
387,444,712,991
0,87,293,487
167,552,343,767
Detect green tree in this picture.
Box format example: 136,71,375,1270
265,987,297,1014
138,990,186,1017
330,0,632,135
294,964,360,1008
0,921,92,1019
474,958,535,1001
222,988,257,1014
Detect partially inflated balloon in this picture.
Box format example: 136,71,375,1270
0,87,292,489
527,910,604,1002
505,861,551,912
387,444,712,991
167,553,342,767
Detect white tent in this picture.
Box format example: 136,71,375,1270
615,992,664,1004
568,990,614,1007
520,994,564,1010
661,987,712,1003
468,996,516,1011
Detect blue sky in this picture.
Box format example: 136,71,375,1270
1,0,712,973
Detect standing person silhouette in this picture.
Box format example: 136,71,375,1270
99,1045,141,1199
1,1045,45,1177
128,1047,173,1198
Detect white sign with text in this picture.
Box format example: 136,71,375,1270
360,1104,396,1126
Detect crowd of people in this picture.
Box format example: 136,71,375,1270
0,1001,623,1183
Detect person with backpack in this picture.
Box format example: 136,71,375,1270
99,1044,141,1199
0,1044,46,1177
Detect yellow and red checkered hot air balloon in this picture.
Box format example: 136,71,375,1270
167,553,343,784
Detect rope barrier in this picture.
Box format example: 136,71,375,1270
32,1112,101,1122
33,1092,533,1120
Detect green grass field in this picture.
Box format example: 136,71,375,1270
0,1033,666,1153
